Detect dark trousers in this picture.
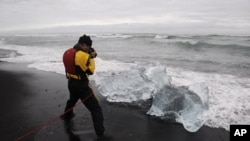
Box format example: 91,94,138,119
64,79,105,136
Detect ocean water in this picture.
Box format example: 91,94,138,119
0,33,250,132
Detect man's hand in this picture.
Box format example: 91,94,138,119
90,51,97,58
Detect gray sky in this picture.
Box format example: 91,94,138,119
0,0,250,35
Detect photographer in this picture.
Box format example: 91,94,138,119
62,34,106,138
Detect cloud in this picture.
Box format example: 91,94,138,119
0,0,249,34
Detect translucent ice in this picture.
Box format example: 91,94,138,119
147,83,209,132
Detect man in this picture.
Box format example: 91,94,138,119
62,34,105,137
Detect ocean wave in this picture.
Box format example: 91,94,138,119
93,33,133,39
172,41,250,51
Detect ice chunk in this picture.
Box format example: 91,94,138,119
147,84,209,132
94,64,172,103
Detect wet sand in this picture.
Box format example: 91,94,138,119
0,62,229,141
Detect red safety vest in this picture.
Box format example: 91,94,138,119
63,48,77,74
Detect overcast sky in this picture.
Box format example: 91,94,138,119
0,0,250,35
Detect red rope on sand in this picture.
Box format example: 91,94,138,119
14,93,93,141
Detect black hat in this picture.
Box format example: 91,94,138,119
78,34,92,46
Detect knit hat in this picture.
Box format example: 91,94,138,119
78,34,92,46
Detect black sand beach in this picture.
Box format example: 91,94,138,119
0,62,229,141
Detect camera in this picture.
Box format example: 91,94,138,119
89,47,97,58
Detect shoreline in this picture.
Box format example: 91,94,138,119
0,62,229,141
